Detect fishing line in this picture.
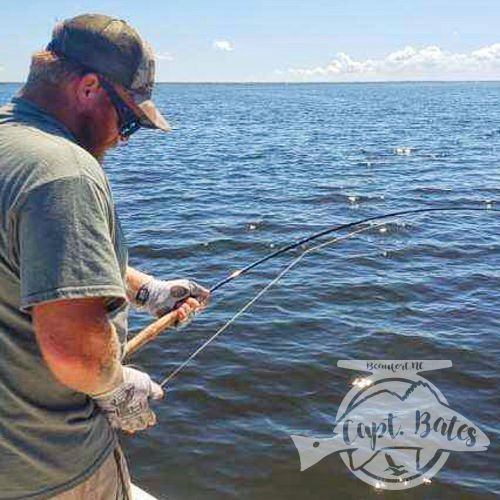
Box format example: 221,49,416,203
161,223,386,387
161,206,499,387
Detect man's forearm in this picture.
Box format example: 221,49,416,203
125,266,152,303
86,321,124,397
33,298,124,396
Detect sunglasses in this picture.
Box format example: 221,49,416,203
99,78,142,139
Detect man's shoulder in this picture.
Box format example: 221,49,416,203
0,118,108,196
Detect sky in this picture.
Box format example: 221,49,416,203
1,1,500,82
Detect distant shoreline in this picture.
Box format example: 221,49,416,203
2,80,500,85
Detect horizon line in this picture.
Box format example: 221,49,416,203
2,79,500,85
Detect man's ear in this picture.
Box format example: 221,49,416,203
75,73,103,110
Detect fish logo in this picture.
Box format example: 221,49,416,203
290,360,490,490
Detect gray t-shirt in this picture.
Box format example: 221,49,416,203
0,97,129,499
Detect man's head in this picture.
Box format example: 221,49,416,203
22,14,170,160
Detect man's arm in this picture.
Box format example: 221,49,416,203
125,266,152,302
18,177,163,432
32,297,123,396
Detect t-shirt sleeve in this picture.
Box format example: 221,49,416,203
17,175,127,310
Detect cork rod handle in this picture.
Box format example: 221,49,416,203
125,311,179,357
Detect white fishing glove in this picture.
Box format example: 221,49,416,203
133,278,210,318
94,367,163,433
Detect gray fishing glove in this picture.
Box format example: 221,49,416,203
94,367,163,433
133,278,210,318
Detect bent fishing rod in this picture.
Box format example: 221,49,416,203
125,205,500,373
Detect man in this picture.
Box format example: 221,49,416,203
0,13,209,499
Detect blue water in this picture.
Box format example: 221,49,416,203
1,82,499,499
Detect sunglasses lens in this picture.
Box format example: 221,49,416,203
101,78,142,138
120,120,141,138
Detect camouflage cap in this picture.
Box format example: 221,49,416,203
47,13,171,132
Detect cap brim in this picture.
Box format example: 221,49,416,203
136,99,172,132
115,85,172,132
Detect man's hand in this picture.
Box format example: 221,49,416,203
134,278,210,320
94,367,163,433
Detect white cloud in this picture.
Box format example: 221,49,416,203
156,52,174,62
284,44,500,81
213,40,234,52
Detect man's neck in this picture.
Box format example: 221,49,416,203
19,86,104,161
20,87,79,136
